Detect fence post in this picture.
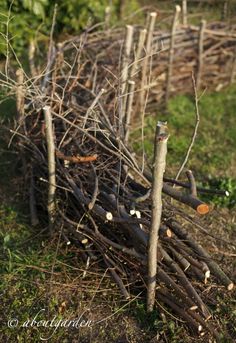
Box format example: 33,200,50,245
121,25,134,122
221,1,228,21
196,20,206,91
165,5,181,107
16,69,25,122
43,106,56,231
182,0,187,25
140,12,157,114
230,45,236,84
124,80,135,145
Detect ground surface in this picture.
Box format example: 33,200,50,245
0,173,235,343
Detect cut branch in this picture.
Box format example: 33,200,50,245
147,121,169,312
163,183,209,214
167,220,234,291
186,170,197,197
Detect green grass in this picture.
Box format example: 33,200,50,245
0,203,98,342
132,299,184,341
132,84,236,207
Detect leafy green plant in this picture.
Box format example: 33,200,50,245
133,299,160,331
0,0,49,56
21,0,49,17
133,299,184,341
0,0,141,59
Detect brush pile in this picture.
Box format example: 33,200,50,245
10,12,236,340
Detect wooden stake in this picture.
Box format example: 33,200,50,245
28,40,37,77
121,25,134,120
182,0,187,25
104,6,111,29
165,5,181,106
221,1,228,21
147,121,169,312
43,106,56,230
140,12,157,113
16,68,25,121
196,20,206,91
230,45,236,84
124,80,135,145
130,28,147,79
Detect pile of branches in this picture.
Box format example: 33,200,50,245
8,12,235,341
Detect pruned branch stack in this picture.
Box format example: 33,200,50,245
4,11,236,340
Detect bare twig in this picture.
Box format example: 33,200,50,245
175,72,200,181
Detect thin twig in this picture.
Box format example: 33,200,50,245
175,72,200,181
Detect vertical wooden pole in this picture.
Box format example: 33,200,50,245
130,28,147,79
28,40,37,77
140,12,157,113
104,6,111,29
230,45,236,84
124,80,135,145
16,68,25,122
147,121,169,313
43,106,56,231
182,0,187,25
121,25,134,121
165,5,181,106
139,13,156,171
196,20,206,91
221,1,228,21
16,68,27,182
128,29,146,123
